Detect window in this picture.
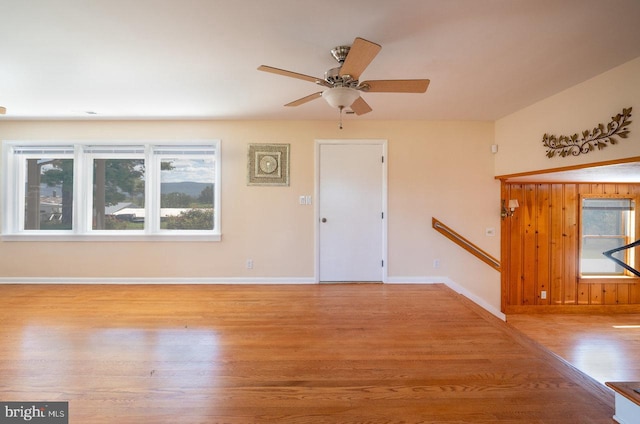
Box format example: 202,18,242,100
2,141,220,240
85,146,147,232
11,146,76,231
156,147,216,232
580,196,635,276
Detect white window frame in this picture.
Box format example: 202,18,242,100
151,144,219,235
1,144,76,236
82,144,147,235
1,140,221,242
579,194,636,277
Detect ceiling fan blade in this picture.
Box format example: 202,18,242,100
258,65,324,85
350,96,372,115
360,79,430,93
339,37,381,80
285,92,323,107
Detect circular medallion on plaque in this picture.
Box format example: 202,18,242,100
259,155,278,174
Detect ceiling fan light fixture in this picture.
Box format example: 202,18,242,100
322,86,360,109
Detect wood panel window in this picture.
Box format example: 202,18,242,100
501,182,640,311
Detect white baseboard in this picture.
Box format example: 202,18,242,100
443,278,506,321
0,277,316,284
387,276,505,321
386,276,446,284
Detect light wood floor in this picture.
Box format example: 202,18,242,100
507,312,640,385
0,284,615,423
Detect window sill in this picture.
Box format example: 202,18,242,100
0,233,222,242
579,275,640,284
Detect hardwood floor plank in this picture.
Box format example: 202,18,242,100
507,313,640,384
0,284,615,423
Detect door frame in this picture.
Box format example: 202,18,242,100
314,139,388,283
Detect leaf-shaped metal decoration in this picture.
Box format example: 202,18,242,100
542,107,632,158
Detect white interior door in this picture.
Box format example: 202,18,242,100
317,141,386,282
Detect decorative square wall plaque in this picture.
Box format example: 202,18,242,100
247,143,290,186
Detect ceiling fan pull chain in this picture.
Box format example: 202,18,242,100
339,106,344,129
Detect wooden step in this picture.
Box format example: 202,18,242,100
606,382,640,424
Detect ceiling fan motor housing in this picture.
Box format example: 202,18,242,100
324,67,358,88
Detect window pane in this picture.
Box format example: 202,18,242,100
581,237,625,274
93,159,145,230
581,198,634,275
160,158,215,230
24,158,74,230
582,199,631,236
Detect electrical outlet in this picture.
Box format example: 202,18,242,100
246,259,253,269
541,290,547,299
433,259,440,269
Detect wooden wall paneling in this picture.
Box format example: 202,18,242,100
603,283,618,304
563,184,579,304
616,184,631,195
576,184,591,305
508,184,525,305
630,283,640,303
549,184,565,304
590,282,603,305
577,282,590,305
602,184,614,194
522,184,537,305
501,180,640,311
590,183,603,194
617,283,630,305
536,184,551,305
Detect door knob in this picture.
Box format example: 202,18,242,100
321,218,327,223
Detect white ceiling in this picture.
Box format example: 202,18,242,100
1,0,640,121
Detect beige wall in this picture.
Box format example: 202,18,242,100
495,56,640,176
0,119,501,310
2,57,638,317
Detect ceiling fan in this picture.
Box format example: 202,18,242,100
258,37,430,128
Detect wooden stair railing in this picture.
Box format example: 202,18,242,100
432,217,501,272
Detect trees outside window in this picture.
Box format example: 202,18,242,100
25,158,74,230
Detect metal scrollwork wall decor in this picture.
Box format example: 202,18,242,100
542,107,632,158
